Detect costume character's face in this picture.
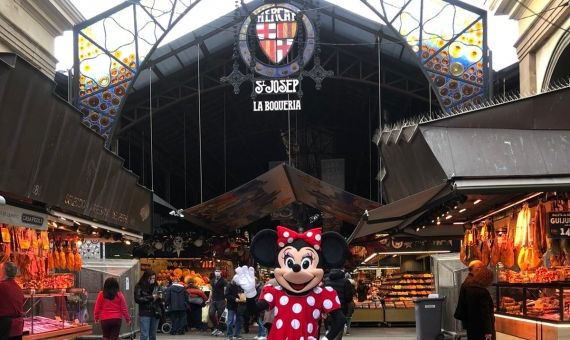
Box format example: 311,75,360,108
250,226,349,296
275,241,323,294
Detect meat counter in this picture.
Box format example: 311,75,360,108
494,282,570,340
22,289,92,340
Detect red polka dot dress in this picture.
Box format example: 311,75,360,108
260,284,341,340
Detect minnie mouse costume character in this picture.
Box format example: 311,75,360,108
234,226,349,340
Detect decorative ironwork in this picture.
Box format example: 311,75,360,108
303,56,334,90
221,60,252,95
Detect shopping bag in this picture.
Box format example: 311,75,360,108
220,308,228,324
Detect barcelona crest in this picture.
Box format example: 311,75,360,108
256,8,298,64
239,3,316,78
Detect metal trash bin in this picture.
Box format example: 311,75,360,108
414,297,446,340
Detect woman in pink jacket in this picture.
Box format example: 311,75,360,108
94,278,131,340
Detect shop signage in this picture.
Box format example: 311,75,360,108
0,204,48,230
222,3,332,112
548,212,570,238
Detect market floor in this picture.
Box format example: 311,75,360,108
156,327,416,339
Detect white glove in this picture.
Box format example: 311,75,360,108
320,337,329,340
234,266,257,298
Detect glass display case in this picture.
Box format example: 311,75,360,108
496,282,570,323
23,289,92,340
79,259,140,339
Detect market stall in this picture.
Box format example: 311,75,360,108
457,193,570,339
0,222,92,339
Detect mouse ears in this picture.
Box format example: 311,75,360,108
250,229,279,267
321,231,349,268
250,228,349,269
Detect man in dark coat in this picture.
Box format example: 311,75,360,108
207,270,227,336
165,277,189,335
454,260,495,340
324,269,352,340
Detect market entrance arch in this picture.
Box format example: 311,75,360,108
73,0,490,147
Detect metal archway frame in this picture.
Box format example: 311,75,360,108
73,0,203,147
73,0,489,146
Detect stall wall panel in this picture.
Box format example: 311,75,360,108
0,55,151,233
422,127,570,178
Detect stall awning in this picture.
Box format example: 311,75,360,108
348,183,452,241
354,87,570,240
183,164,380,233
378,86,570,203
0,54,152,234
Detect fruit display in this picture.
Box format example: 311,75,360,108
141,258,233,288
157,268,209,287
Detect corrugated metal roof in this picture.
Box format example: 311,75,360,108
132,0,414,92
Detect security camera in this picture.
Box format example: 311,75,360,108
0,195,5,205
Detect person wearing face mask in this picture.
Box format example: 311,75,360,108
207,269,227,336
135,270,161,340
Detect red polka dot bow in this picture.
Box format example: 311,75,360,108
277,226,322,250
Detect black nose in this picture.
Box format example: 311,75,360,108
292,264,301,272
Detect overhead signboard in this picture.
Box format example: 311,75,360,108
0,204,48,230
222,2,332,112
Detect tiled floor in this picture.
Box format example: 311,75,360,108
157,326,417,339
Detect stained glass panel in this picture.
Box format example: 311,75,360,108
377,0,488,111
75,1,197,141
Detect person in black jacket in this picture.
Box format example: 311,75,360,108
165,276,189,335
207,270,227,336
324,269,352,340
135,270,160,340
225,279,244,340
454,261,495,340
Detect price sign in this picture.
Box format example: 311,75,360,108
548,212,570,238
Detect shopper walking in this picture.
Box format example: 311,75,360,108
325,269,352,340
186,279,208,331
0,262,24,340
454,260,495,340
135,270,160,340
344,273,356,335
207,269,227,336
94,277,131,340
165,276,189,335
225,277,243,340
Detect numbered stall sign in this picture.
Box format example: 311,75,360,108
548,212,570,238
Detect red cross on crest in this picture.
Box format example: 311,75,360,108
256,8,298,64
